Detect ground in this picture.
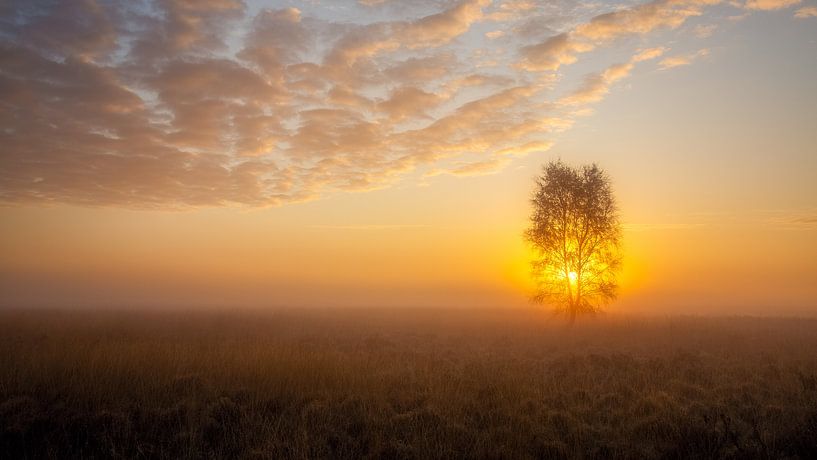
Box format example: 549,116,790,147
1,308,816,459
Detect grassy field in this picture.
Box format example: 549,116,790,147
1,308,817,459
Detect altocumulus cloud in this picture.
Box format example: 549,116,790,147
0,0,799,209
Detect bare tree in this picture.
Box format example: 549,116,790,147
525,160,622,322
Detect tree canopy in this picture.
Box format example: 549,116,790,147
525,160,622,321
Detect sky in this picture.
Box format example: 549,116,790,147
0,0,815,314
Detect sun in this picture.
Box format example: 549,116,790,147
555,270,580,284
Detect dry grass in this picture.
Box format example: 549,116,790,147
1,308,816,459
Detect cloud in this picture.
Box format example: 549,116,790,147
130,0,246,63
485,0,538,21
727,12,751,21
384,54,456,82
324,23,400,68
450,157,512,175
575,0,719,40
658,48,709,70
744,0,801,10
239,7,309,78
518,33,594,71
423,138,552,179
378,86,444,121
632,46,669,62
765,212,817,227
326,0,490,69
427,157,513,177
559,47,665,106
789,216,817,224
560,63,636,106
517,0,719,72
391,84,553,163
623,223,708,231
496,140,554,156
399,0,490,48
327,85,375,109
794,5,817,16
15,0,120,61
693,24,717,38
0,0,794,208
309,224,429,230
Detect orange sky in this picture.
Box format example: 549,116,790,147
1,0,815,314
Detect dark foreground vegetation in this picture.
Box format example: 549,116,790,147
1,308,817,459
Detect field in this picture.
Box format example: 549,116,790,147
2,308,817,459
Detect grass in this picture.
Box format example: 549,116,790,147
1,308,816,459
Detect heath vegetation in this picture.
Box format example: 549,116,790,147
2,308,817,459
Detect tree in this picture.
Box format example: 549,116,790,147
524,160,622,322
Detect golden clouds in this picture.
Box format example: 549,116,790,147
658,48,709,69
239,7,308,77
560,48,666,106
379,87,445,121
794,6,817,17
575,0,718,41
744,0,801,10
400,0,490,48
0,0,782,209
632,47,669,62
518,33,594,71
518,0,718,72
560,63,637,106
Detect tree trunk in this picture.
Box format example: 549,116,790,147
568,306,576,326
576,276,582,315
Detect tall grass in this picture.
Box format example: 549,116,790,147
1,308,816,459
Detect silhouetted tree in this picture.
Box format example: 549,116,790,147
525,160,622,322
